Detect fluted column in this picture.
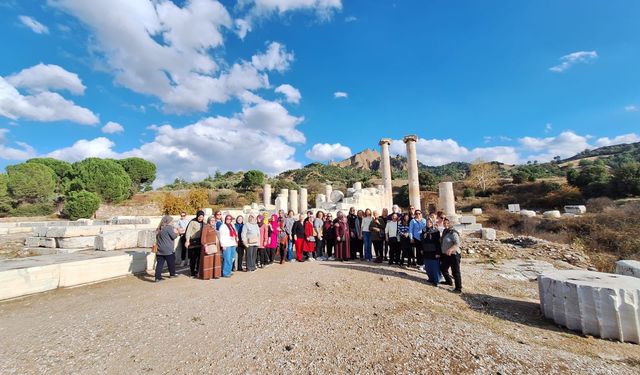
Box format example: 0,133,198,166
299,188,308,212
379,138,393,210
403,135,421,211
263,184,271,207
289,189,298,214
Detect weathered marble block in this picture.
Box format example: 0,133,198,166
46,226,103,238
95,230,139,251
538,270,640,343
616,260,640,279
459,216,476,224
564,205,587,214
56,236,97,249
481,228,496,241
471,208,483,215
543,210,561,219
508,204,521,213
137,230,156,248
520,210,536,217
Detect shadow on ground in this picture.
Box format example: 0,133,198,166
319,261,430,285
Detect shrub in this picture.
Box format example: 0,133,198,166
70,158,132,203
161,193,188,215
10,202,55,217
463,187,475,198
62,190,101,220
117,157,157,193
585,197,615,213
6,162,56,204
216,192,237,207
237,170,265,190
187,189,209,211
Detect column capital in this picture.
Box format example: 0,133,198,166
379,138,392,146
403,134,418,143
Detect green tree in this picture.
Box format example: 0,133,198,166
116,157,157,193
418,170,438,190
237,170,265,190
610,162,640,197
0,174,13,214
566,160,611,198
6,162,56,204
26,158,73,194
70,158,132,203
62,190,101,220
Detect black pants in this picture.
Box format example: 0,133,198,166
155,253,176,280
279,243,287,263
315,238,324,258
179,236,187,261
383,240,389,260
258,248,268,267
325,239,335,258
388,239,401,265
373,240,383,261
414,240,423,266
188,246,200,276
350,237,362,259
236,244,245,271
440,253,462,291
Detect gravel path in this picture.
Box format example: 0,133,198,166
1,259,638,374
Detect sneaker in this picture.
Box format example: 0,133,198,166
328,257,335,261
169,274,179,278
451,289,462,294
309,257,315,262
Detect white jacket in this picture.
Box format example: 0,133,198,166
218,224,238,248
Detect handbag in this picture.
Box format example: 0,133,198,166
205,243,218,255
151,243,158,253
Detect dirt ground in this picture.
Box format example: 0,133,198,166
1,259,638,375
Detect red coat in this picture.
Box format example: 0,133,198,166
302,219,316,252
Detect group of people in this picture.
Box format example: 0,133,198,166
154,204,463,293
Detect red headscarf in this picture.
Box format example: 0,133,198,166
225,215,237,237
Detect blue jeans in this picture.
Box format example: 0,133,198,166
287,239,294,261
222,246,236,277
363,232,372,260
425,258,441,285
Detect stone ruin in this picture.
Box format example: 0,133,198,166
315,182,386,213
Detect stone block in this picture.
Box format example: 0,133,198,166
42,238,57,248
56,236,97,249
520,210,536,217
58,251,153,287
482,228,496,241
111,216,151,225
459,215,476,224
8,227,33,234
46,226,103,238
25,237,42,247
538,270,640,343
616,260,640,279
564,205,587,215
95,230,139,251
0,264,61,300
472,208,483,215
137,230,156,248
75,219,93,225
543,210,561,219
329,190,344,203
508,204,521,213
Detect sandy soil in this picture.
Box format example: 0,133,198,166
1,259,638,375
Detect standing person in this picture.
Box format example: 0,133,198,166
234,216,246,272
409,210,427,268
347,207,358,260
291,214,306,262
277,218,289,264
177,211,190,267
385,213,400,265
334,211,350,261
214,210,223,230
370,210,386,263
436,211,446,233
361,208,373,261
266,214,279,265
257,215,269,268
201,216,221,279
323,213,335,260
398,213,412,266
314,211,325,260
184,210,205,277
381,208,390,261
218,215,238,277
421,219,442,286
408,205,416,219
303,211,316,261
440,218,462,293
351,210,364,260
154,215,179,282
284,210,296,261
278,209,285,221
242,215,260,272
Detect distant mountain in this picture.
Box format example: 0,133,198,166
562,141,640,162
329,148,381,170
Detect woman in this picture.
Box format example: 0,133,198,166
184,210,205,277
361,208,373,261
351,210,363,260
235,216,245,272
314,211,325,260
291,214,306,262
333,211,350,261
201,216,222,279
154,215,179,282
266,214,279,265
302,211,316,261
398,213,412,266
323,213,335,260
241,215,260,272
369,210,386,263
385,213,400,265
421,219,442,286
436,211,446,234
347,207,359,260
440,218,462,293
218,215,238,277
257,215,269,268
277,218,289,264
381,208,390,261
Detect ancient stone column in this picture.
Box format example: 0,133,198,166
379,138,393,210
299,188,308,213
263,184,271,207
438,181,455,216
403,135,421,211
275,194,287,212
289,189,298,214
325,184,333,198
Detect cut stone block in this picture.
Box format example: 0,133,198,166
472,208,483,215
616,260,640,279
137,230,156,248
56,236,96,249
25,237,42,247
111,216,151,225
482,228,496,241
42,238,56,248
564,205,587,215
95,230,139,251
520,210,536,217
538,270,640,343
0,264,61,300
58,251,152,287
508,204,521,213
46,226,103,238
8,227,33,234
543,210,561,219
459,216,477,224
329,190,344,203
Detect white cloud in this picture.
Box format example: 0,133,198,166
275,84,301,104
594,133,640,147
0,76,99,125
251,42,294,73
334,91,348,98
47,137,118,161
0,129,36,160
389,138,520,166
6,63,86,95
344,16,357,22
305,142,351,161
240,101,305,143
544,123,552,133
549,51,598,73
518,131,592,161
18,15,49,34
625,105,638,112
101,121,124,134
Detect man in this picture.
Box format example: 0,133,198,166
408,205,415,220
409,210,427,268
440,218,462,293
177,211,190,266
284,210,296,261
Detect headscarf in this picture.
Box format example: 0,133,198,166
257,215,264,227
196,210,205,218
224,214,237,237
248,214,256,224
156,215,173,231
235,215,244,235
270,214,279,231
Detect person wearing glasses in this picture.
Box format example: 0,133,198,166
409,210,427,269
218,214,238,277
214,210,223,231
440,218,462,293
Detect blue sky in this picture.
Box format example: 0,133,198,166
0,0,639,185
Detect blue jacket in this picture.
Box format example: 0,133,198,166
409,218,427,241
